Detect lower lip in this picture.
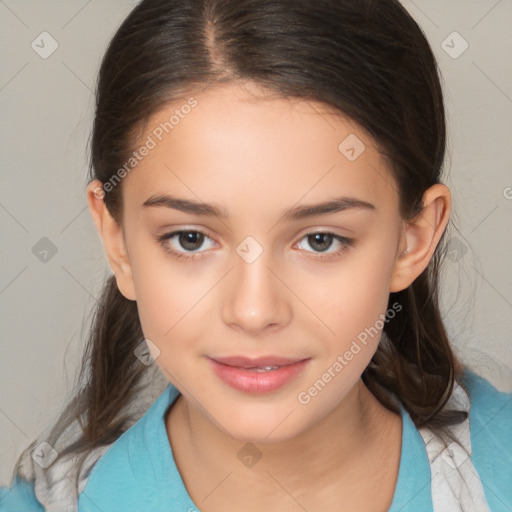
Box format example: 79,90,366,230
208,358,310,394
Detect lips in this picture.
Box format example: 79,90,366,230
207,355,310,393
210,355,307,368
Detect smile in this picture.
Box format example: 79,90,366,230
207,356,310,393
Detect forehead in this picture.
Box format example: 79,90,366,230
122,82,399,218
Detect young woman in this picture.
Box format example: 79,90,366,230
1,0,510,510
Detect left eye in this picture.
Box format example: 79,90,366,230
295,232,353,257
156,230,353,261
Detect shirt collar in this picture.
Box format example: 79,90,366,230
81,382,433,511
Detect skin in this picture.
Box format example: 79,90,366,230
87,81,451,511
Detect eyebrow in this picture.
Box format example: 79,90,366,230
142,194,376,221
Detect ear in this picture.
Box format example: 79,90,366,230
390,183,451,293
86,180,137,301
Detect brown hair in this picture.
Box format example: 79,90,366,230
12,0,466,496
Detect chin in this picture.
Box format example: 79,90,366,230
210,404,309,444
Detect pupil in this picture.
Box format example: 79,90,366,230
309,233,332,252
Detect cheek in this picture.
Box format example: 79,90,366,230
129,244,202,340
299,264,394,410
315,250,396,344
131,258,209,381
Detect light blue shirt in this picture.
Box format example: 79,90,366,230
1,369,510,511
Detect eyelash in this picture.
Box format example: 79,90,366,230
155,230,354,262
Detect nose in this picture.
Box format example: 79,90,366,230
221,250,292,335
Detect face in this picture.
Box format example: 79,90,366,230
112,82,408,442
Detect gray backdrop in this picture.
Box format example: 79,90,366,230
1,0,511,484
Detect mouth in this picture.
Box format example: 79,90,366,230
207,355,311,393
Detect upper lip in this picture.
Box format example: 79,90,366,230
209,356,309,368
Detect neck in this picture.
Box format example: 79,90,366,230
166,379,402,510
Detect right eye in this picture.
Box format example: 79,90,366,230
155,230,216,261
